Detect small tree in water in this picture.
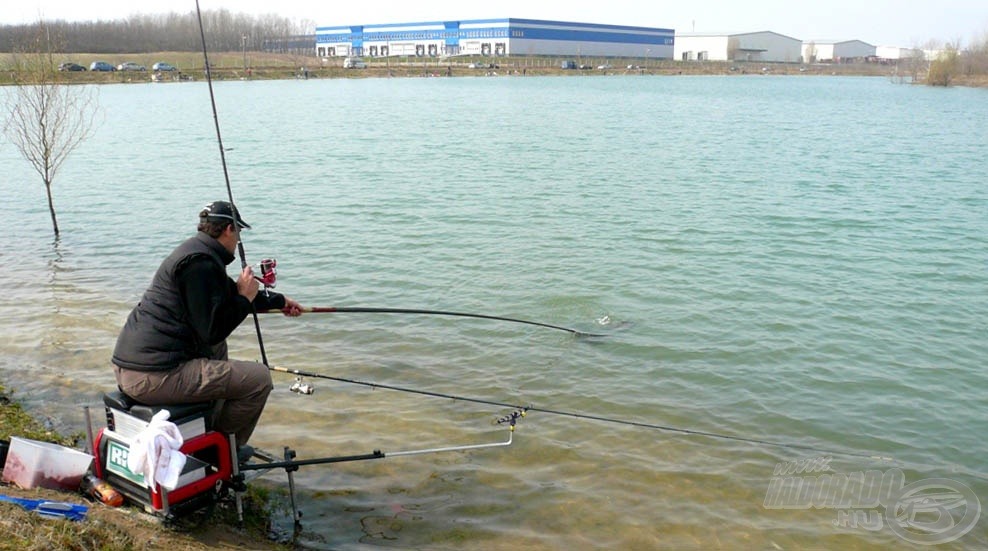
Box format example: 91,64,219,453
927,44,961,87
3,21,99,236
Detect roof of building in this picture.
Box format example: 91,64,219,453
674,30,802,42
803,39,876,47
318,17,673,33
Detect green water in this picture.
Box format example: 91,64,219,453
1,75,985,549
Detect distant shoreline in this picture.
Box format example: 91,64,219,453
3,51,984,87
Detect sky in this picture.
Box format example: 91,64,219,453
4,0,987,48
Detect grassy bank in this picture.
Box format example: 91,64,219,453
0,383,287,551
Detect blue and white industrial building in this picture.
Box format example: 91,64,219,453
315,18,674,59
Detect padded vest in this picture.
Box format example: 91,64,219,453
112,233,232,371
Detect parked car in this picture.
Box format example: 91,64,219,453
342,57,367,69
117,62,146,71
90,61,115,72
58,62,86,72
152,62,177,72
597,64,613,70
560,60,577,70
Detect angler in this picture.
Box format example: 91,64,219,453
111,201,304,463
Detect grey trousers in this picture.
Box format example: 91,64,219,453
113,348,272,448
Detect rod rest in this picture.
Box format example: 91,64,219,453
103,389,214,424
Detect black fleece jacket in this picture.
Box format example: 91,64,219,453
112,232,285,371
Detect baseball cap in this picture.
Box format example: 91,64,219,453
200,200,251,229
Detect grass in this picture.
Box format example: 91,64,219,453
0,503,136,551
0,384,77,446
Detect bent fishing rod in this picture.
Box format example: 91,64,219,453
195,0,268,365
260,306,607,337
248,260,605,337
269,364,894,462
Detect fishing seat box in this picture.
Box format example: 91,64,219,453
94,390,233,515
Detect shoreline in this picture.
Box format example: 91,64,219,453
6,50,983,86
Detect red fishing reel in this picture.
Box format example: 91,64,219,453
255,258,277,288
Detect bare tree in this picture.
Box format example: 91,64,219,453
901,43,928,82
1,11,313,54
804,42,817,64
962,29,988,76
3,21,99,236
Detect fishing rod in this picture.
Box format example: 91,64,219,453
194,0,268,365
260,306,607,337
249,259,605,337
270,365,894,461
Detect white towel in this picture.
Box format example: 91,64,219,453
127,409,186,492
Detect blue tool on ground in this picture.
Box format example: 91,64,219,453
0,494,89,521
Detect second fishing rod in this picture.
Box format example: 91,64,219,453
195,0,269,365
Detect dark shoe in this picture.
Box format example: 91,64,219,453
237,444,255,464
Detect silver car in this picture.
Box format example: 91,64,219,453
117,62,146,71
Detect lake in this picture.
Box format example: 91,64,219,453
1,73,986,549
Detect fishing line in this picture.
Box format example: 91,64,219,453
194,0,268,365
269,365,894,461
259,306,607,337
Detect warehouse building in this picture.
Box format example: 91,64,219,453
674,31,802,63
802,40,876,63
315,18,674,59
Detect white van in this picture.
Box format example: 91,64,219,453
343,57,367,69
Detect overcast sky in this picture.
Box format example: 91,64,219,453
5,0,987,47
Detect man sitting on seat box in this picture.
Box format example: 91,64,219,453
112,201,303,462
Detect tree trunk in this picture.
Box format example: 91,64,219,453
45,179,59,236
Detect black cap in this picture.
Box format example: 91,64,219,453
200,200,251,229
